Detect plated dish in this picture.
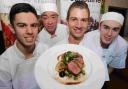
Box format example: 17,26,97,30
35,44,105,89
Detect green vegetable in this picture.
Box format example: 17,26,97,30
63,51,76,64
65,70,72,77
81,70,86,75
73,76,78,80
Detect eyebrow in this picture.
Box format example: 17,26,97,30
16,23,26,25
103,24,120,29
16,22,38,26
42,14,58,16
69,17,88,19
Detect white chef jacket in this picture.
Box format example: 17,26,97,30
80,30,128,81
38,23,68,47
55,35,82,45
0,41,48,89
55,35,69,45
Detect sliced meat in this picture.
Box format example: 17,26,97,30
74,55,84,69
67,53,84,75
67,61,81,75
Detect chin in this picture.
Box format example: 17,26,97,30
103,41,111,46
25,42,35,46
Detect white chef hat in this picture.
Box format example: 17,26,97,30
100,12,124,25
40,3,58,15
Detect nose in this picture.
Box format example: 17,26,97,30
26,26,33,34
107,29,112,36
76,21,82,29
47,19,53,25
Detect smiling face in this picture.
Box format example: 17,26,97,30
67,7,89,41
99,20,122,47
13,12,39,48
41,11,58,35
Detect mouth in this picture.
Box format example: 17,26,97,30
47,26,54,29
74,28,83,34
104,36,112,41
25,37,34,42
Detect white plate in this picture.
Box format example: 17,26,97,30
35,44,105,89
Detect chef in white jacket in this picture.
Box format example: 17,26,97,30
80,12,128,82
0,3,48,89
38,2,68,47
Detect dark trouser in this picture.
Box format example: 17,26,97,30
102,82,107,89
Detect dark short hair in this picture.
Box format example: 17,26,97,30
9,3,38,26
66,1,90,21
